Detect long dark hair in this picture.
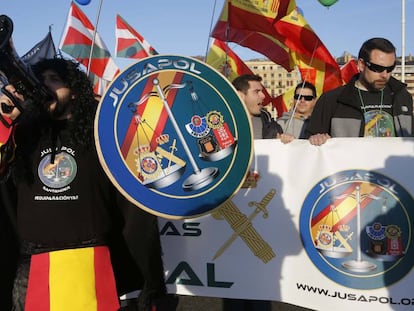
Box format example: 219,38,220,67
10,58,98,183
32,58,97,149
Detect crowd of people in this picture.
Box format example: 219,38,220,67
220,37,413,310
0,36,412,311
237,37,413,145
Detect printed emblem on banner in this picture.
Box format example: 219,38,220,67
299,170,414,289
95,55,252,219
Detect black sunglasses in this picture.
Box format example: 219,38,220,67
364,60,396,73
294,94,314,101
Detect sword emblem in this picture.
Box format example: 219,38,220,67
212,189,276,263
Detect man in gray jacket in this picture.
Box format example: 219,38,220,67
306,37,413,145
278,81,317,143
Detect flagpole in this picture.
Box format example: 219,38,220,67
205,0,218,61
401,0,405,82
87,0,104,77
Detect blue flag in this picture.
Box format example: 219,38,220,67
21,31,56,65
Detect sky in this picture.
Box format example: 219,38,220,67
2,0,413,71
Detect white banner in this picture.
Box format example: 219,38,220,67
160,138,414,311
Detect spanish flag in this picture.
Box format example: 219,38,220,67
25,246,119,311
227,0,296,35
212,2,343,94
211,1,296,72
272,86,296,114
206,39,285,115
340,59,359,84
206,38,248,82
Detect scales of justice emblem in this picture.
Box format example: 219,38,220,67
95,55,252,218
314,183,405,272
128,78,237,191
300,170,414,289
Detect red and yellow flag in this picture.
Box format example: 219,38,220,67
211,1,296,71
206,38,251,81
274,9,342,93
340,59,359,84
212,3,343,97
25,246,119,311
272,86,295,114
206,39,282,114
310,183,384,239
227,0,296,36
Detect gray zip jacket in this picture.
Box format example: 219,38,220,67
278,111,310,139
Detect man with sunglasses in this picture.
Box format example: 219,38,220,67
277,81,317,143
306,37,413,145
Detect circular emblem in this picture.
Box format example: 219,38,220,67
38,152,77,188
95,55,252,218
206,111,224,129
186,115,210,138
300,170,414,289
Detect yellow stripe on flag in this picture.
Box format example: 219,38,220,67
49,247,97,311
124,71,178,164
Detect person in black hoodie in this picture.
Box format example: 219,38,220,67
0,58,176,311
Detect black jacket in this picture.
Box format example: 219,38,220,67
260,108,283,139
0,117,167,306
306,75,413,137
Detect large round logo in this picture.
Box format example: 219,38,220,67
300,170,414,289
95,55,252,219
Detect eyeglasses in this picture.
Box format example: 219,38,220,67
294,94,315,101
364,60,396,73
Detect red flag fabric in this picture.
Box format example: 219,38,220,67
211,1,296,71
88,71,110,97
59,2,119,82
25,246,119,311
272,86,295,114
340,59,359,84
227,0,296,36
115,15,158,59
206,39,284,114
212,4,343,96
273,10,342,93
206,38,251,81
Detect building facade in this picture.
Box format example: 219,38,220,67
245,59,301,97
